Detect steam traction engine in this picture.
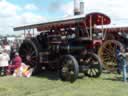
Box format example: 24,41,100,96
14,12,110,82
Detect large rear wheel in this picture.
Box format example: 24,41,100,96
19,39,42,74
98,40,124,72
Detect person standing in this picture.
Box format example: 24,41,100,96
0,49,10,76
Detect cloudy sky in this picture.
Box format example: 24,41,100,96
0,0,128,35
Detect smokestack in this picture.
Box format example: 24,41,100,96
74,0,80,15
80,2,84,14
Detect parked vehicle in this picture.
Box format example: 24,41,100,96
14,12,111,82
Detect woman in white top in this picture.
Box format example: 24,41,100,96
4,44,11,54
0,49,10,75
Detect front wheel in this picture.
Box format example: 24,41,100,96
59,55,79,82
80,52,102,78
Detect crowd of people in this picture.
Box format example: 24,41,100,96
0,40,33,78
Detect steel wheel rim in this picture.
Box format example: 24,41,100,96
61,58,75,80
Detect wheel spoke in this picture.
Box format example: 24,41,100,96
60,55,79,82
98,40,124,72
80,53,102,78
91,69,96,76
90,63,100,68
31,51,36,56
31,56,37,59
19,40,38,69
21,48,28,54
102,46,113,55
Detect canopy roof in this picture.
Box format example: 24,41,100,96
14,12,111,32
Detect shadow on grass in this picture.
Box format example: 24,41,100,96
103,77,123,82
102,72,124,82
33,70,85,81
33,70,60,81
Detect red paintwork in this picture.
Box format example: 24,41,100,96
85,12,111,27
93,40,103,46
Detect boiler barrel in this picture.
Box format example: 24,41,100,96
60,45,85,53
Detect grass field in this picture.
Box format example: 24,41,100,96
0,71,128,96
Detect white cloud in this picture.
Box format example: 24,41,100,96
61,0,128,25
24,4,38,11
0,0,46,35
0,0,20,17
48,1,63,13
60,1,74,17
16,12,46,26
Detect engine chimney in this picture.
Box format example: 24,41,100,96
74,0,80,15
80,1,84,15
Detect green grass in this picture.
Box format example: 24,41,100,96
0,72,128,96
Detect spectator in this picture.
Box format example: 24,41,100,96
4,44,11,54
2,39,11,55
7,52,22,75
13,63,33,78
0,49,10,76
10,49,17,62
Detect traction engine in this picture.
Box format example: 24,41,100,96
14,12,110,82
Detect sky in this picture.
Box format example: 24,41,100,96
0,0,128,35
